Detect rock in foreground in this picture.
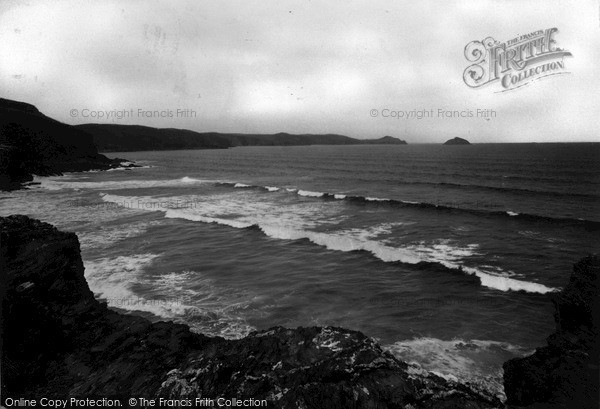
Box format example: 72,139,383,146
1,215,500,408
503,256,599,409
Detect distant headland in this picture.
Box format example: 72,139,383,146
0,97,409,189
77,124,408,152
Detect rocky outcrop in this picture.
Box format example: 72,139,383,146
443,137,470,145
371,136,408,145
0,98,130,190
503,256,600,409
1,215,500,408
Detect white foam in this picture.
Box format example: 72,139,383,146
518,230,565,244
85,253,169,313
99,192,558,294
100,192,328,230
224,183,419,208
34,175,212,191
0,191,152,244
150,270,254,339
297,189,324,197
99,193,201,213
106,165,152,172
507,211,519,216
78,220,161,251
84,254,254,338
406,240,480,263
257,224,418,264
181,176,201,183
461,266,556,293
164,208,253,229
402,240,557,294
261,228,556,293
340,222,407,242
385,337,529,400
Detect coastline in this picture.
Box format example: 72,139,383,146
1,97,598,407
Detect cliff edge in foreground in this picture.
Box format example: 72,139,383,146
503,256,599,409
1,215,499,408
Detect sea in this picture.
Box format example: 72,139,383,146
1,143,599,398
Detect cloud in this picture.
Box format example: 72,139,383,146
0,0,598,141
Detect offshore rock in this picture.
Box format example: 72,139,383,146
443,137,470,145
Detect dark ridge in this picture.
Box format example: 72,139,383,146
0,98,131,191
503,255,600,409
1,215,500,408
75,123,407,152
444,137,471,145
370,135,408,144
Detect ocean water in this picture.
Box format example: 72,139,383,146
2,143,599,398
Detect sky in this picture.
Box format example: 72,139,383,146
0,0,598,142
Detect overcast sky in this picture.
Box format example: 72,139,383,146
1,0,598,142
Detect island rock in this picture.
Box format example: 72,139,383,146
443,137,470,145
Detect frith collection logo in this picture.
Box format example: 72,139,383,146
463,28,572,91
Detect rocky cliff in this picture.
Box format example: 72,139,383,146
1,215,500,408
503,256,599,409
0,99,127,190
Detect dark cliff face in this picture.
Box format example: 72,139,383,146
443,137,470,145
0,99,124,190
1,215,500,408
503,256,600,409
